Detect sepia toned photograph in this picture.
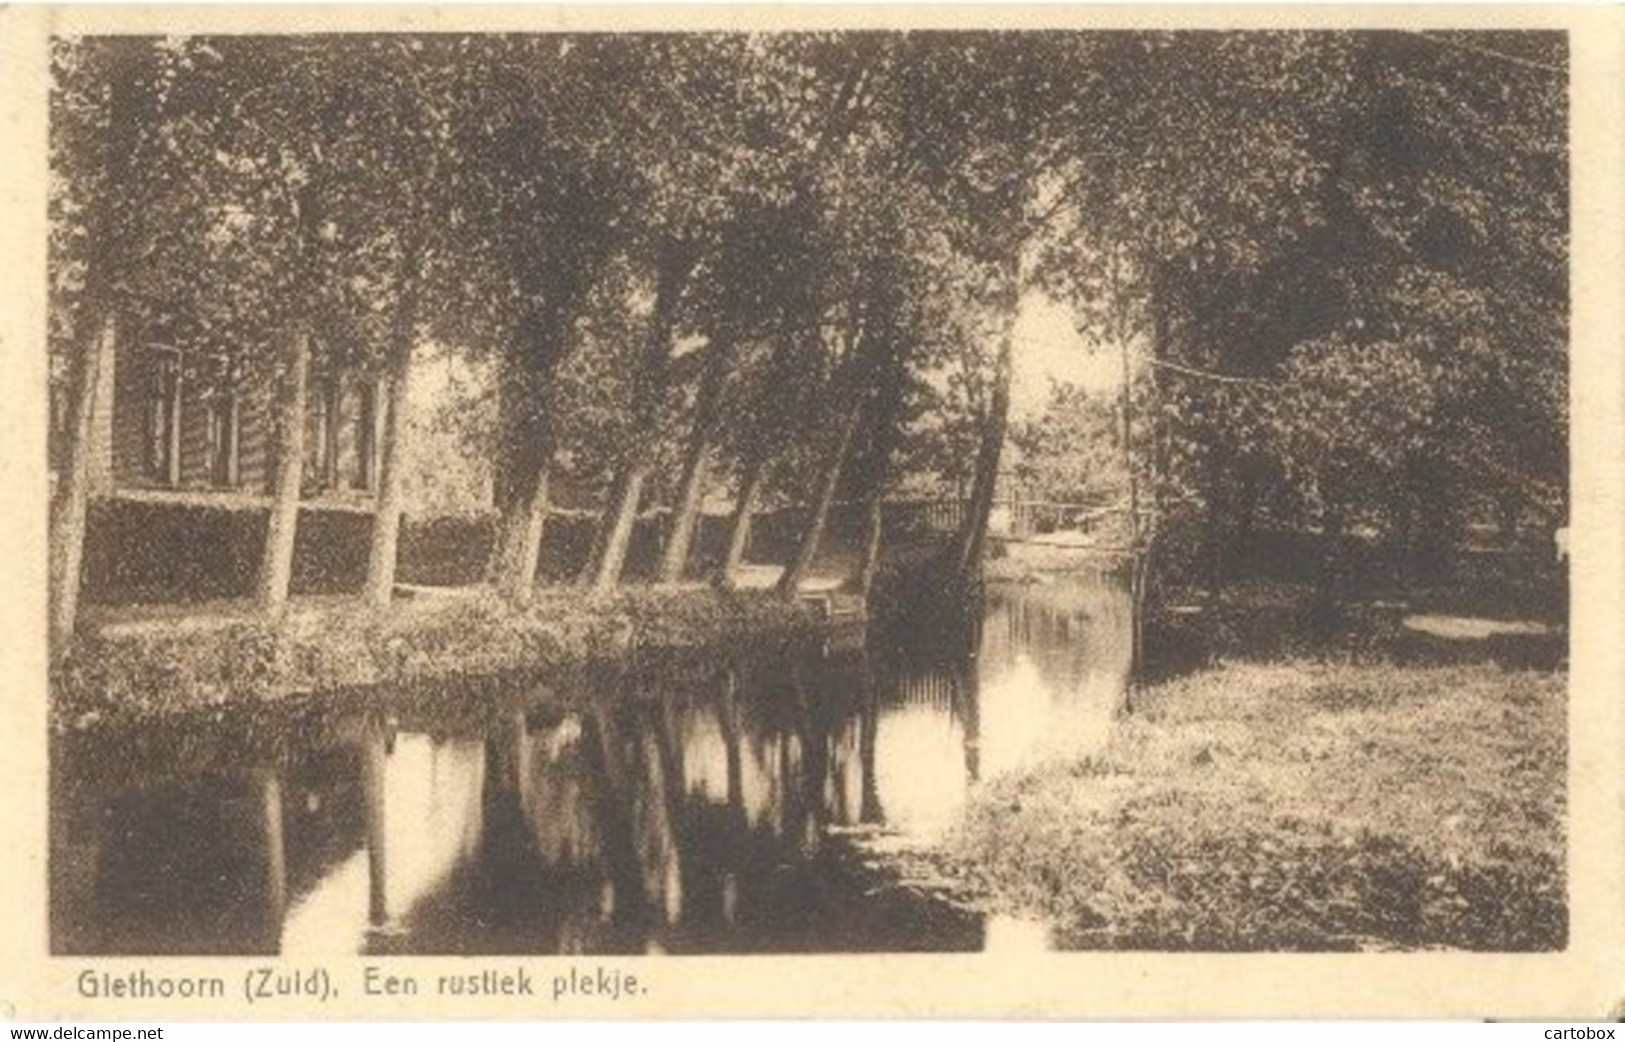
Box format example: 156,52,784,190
5,4,1620,1021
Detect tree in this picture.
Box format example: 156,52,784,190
143,36,390,612
335,39,468,607
1033,32,1566,599
448,36,627,604
48,37,164,653
885,32,1110,580
578,238,701,592
577,34,809,592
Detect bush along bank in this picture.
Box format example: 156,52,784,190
54,586,824,730
940,658,1565,951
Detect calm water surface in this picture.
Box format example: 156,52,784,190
51,575,1131,956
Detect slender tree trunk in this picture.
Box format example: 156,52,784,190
512,467,550,605
582,241,694,594
1147,283,1172,530
363,347,413,607
486,335,554,604
364,242,422,607
659,339,732,583
856,492,885,598
853,343,907,599
1119,323,1140,546
256,328,310,612
51,42,154,651
489,490,525,591
777,400,863,597
852,394,901,600
955,247,1021,579
49,312,115,657
715,454,767,589
586,465,650,593
659,447,710,585
954,330,1013,578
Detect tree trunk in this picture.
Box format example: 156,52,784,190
1113,250,1140,548
658,339,732,583
852,344,907,599
256,328,310,612
777,400,863,597
49,312,115,657
659,447,710,585
586,464,649,593
583,241,695,594
363,347,413,607
954,329,1013,578
512,467,550,605
490,464,549,605
364,243,421,607
48,42,152,655
486,333,553,604
855,492,885,598
715,453,767,589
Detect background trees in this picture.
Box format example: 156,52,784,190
1030,31,1566,598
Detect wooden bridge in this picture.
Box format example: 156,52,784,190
880,496,1148,554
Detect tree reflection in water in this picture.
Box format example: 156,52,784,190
52,576,1130,956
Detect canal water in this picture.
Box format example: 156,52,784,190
51,574,1132,956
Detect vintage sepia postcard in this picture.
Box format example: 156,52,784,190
2,3,1622,1022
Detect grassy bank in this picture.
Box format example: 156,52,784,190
940,653,1564,950
56,586,823,729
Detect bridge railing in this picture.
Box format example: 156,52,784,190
881,496,1159,550
881,497,966,535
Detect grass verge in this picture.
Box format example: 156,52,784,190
941,656,1565,950
55,586,822,729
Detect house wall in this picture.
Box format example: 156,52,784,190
80,337,625,604
177,374,214,489
238,387,271,494
109,343,150,489
302,373,379,497
106,343,374,499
